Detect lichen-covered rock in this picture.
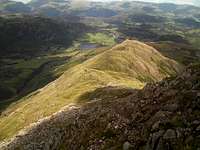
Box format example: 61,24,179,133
163,129,176,140
123,141,132,150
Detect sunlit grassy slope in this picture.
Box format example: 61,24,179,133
0,40,183,141
0,46,108,111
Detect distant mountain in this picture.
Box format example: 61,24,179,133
0,14,87,57
0,0,31,13
159,0,200,6
128,0,200,6
1,0,200,18
17,0,200,7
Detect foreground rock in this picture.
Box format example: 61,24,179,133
1,64,200,150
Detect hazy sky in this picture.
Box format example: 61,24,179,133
12,0,198,5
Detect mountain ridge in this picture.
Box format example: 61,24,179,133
0,40,182,141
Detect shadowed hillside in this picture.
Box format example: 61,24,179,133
0,40,182,141
0,14,87,57
0,14,88,101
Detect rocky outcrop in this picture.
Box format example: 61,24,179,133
1,64,200,150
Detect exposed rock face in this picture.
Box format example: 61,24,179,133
1,64,200,150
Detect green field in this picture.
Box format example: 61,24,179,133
83,33,116,46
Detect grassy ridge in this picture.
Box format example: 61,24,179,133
0,40,182,141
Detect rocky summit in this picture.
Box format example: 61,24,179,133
1,64,199,150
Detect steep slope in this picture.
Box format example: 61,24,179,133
0,40,182,141
85,40,181,82
1,64,199,150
